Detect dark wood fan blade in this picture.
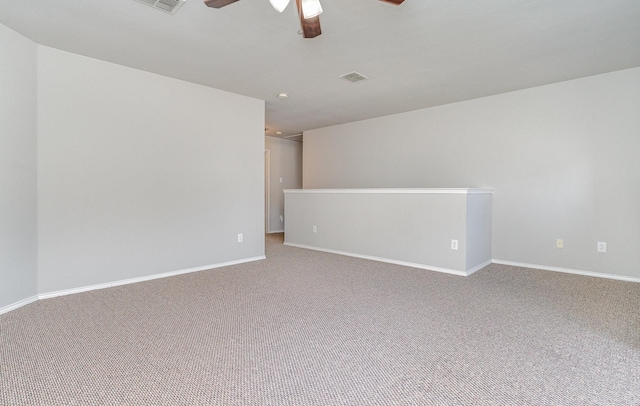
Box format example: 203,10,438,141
300,16,321,38
204,0,240,8
379,0,404,4
295,0,322,38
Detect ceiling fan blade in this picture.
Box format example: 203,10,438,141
204,0,240,8
295,0,322,38
379,0,404,4
300,15,322,38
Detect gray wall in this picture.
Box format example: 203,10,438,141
284,190,492,274
36,46,265,294
265,136,302,233
303,68,640,279
0,25,38,310
466,193,493,271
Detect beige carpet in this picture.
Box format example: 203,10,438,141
1,233,638,405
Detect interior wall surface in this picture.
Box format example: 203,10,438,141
265,136,303,233
303,68,640,279
37,46,265,294
0,24,38,310
284,190,489,274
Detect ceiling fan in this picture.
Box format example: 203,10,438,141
204,0,405,39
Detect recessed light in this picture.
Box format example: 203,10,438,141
277,93,289,99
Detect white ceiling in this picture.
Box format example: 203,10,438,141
1,0,640,138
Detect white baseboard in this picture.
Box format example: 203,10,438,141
4,255,636,316
466,260,493,276
492,259,640,283
267,230,284,234
38,256,266,300
0,295,39,316
284,242,471,276
0,256,265,315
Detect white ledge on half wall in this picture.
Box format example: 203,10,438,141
285,188,494,194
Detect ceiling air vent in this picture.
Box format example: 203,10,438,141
134,0,186,14
339,71,369,83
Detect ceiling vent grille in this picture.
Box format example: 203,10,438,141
339,71,369,83
134,0,186,14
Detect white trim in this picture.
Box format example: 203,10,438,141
1,256,266,315
466,260,493,276
492,259,640,283
7,256,634,317
284,188,494,195
37,256,266,300
0,295,39,316
284,242,470,276
265,149,271,234
267,229,284,234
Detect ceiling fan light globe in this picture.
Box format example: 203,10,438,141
301,0,323,19
269,0,290,13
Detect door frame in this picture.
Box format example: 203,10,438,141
264,149,271,234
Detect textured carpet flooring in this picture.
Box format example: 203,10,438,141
1,233,639,405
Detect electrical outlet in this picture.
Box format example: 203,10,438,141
237,233,243,243
597,242,607,253
451,239,458,250
556,239,564,249
280,215,284,223
312,225,317,233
